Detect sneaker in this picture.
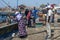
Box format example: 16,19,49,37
12,33,15,37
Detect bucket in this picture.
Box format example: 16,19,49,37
35,23,43,28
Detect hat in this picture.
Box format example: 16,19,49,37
45,5,52,8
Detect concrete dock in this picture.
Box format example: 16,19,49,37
11,23,60,40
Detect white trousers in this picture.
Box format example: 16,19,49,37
46,22,51,38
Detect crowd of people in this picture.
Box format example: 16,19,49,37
11,5,55,39
13,7,39,38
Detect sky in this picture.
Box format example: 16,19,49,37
0,0,60,8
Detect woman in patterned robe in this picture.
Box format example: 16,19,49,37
15,10,27,38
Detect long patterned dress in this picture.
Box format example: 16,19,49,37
15,12,27,38
18,17,27,37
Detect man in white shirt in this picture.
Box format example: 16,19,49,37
47,7,53,22
46,5,53,39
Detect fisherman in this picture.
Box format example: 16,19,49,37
26,9,32,27
32,7,38,27
25,9,30,27
46,5,53,38
42,8,48,25
47,5,53,22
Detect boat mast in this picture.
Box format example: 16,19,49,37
17,0,18,9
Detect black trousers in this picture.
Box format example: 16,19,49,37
28,19,31,27
48,16,50,22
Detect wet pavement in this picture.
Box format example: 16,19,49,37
12,26,46,40
1,22,60,40
0,14,59,40
12,23,60,40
